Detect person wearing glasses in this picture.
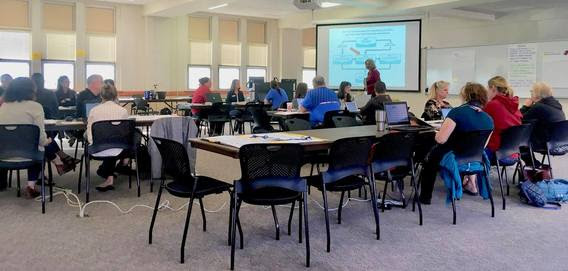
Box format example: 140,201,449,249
422,80,452,121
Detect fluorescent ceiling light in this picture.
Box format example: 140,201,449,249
208,3,228,10
321,2,341,8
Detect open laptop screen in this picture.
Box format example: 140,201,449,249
385,102,409,126
441,108,451,119
345,101,359,112
85,103,98,119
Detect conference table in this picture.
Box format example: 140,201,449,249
189,125,389,159
119,96,192,110
44,115,179,132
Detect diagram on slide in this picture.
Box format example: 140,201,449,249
329,25,406,88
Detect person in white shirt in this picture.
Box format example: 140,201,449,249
86,82,130,192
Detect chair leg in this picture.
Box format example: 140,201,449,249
148,182,164,244
236,202,243,250
85,155,90,203
547,152,554,179
298,198,303,243
180,196,195,264
270,205,280,240
321,185,331,253
368,174,381,240
496,161,506,210
8,170,12,188
41,162,46,214
16,170,21,197
451,192,457,225
381,179,389,212
338,191,345,224
486,171,495,218
128,160,132,189
230,197,238,270
410,163,423,226
199,198,206,232
287,201,295,235
46,161,53,202
303,192,310,268
77,154,84,194
135,155,141,197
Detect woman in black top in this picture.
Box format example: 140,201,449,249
226,79,245,103
422,80,452,121
337,81,353,102
55,76,76,107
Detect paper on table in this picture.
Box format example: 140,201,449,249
205,132,325,148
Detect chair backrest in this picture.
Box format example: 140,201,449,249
0,124,41,161
134,98,148,108
328,136,374,171
151,137,193,182
496,124,534,159
369,132,415,170
332,115,358,128
238,144,304,192
547,120,568,156
283,118,311,131
451,130,493,165
311,102,341,126
322,109,355,128
90,119,136,153
248,105,272,130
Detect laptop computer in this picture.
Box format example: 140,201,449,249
85,103,99,119
206,93,223,103
345,101,359,113
384,101,431,132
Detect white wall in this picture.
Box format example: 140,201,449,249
279,6,568,114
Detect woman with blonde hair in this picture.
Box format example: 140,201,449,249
422,80,452,121
364,59,380,96
484,76,522,157
419,82,494,204
520,82,565,164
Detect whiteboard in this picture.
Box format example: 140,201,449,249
426,40,568,98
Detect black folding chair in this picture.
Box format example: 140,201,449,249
332,115,359,128
543,120,568,178
148,137,233,263
248,105,276,134
0,125,46,213
230,144,309,270
450,130,495,225
80,119,139,202
133,98,156,115
307,136,380,252
282,118,312,131
207,103,233,136
369,132,422,225
493,124,533,210
322,110,355,128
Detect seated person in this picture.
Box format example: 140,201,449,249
191,77,223,135
295,82,308,99
55,75,76,107
484,76,522,161
300,75,340,126
419,82,494,204
227,79,246,133
32,73,59,120
422,80,452,121
0,74,12,106
520,82,565,164
76,74,103,119
86,82,130,192
337,81,353,103
264,79,288,110
360,81,392,124
0,78,73,196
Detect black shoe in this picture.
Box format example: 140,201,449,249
95,185,115,192
115,165,135,176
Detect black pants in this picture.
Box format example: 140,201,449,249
97,150,128,179
419,144,452,202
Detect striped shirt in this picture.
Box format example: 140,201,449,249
301,87,340,111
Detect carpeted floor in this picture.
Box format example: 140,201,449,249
1,146,567,271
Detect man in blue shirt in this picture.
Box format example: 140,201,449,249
300,75,340,126
264,79,288,110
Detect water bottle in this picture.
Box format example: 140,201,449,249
376,110,386,131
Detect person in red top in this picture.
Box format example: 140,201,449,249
484,76,522,158
191,77,212,116
364,59,380,96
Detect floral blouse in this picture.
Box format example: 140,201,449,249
421,98,451,121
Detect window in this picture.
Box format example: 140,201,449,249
187,66,211,89
220,43,241,66
302,69,316,85
248,44,268,67
303,47,316,69
86,63,115,81
247,67,266,82
188,16,210,41
0,31,31,60
86,7,115,34
43,3,74,31
45,33,76,60
88,36,116,62
0,0,29,29
0,61,29,78
219,67,240,89
42,61,74,89
189,41,212,65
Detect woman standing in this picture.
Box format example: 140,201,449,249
364,59,380,97
422,80,452,121
55,76,76,107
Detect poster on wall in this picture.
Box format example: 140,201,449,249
508,44,537,94
542,46,568,88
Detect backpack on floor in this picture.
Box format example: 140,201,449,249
519,181,561,209
536,179,568,203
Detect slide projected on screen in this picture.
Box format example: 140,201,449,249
317,20,421,91
329,25,406,88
